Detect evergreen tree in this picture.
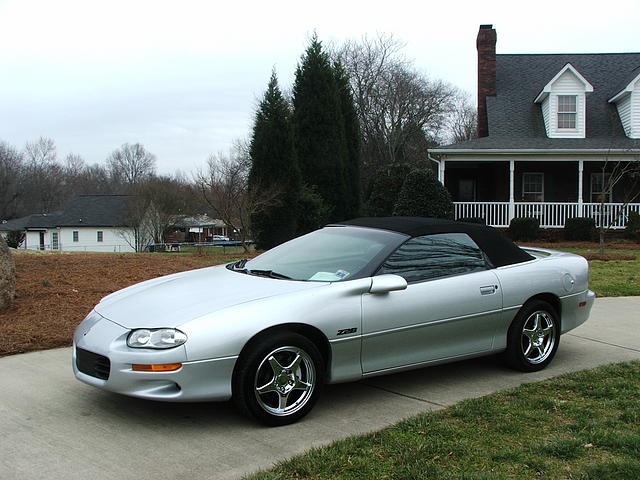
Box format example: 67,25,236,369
248,71,301,249
293,35,348,224
364,163,412,216
334,60,361,218
296,184,331,235
393,168,454,219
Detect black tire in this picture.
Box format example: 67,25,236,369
232,331,324,426
503,299,560,372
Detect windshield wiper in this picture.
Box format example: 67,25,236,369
230,259,249,271
246,269,292,280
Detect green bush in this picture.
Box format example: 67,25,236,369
509,217,540,241
564,217,595,241
4,231,24,248
363,163,412,216
296,184,331,235
458,217,486,224
625,211,640,242
393,168,454,219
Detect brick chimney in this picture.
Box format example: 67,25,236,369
476,24,496,138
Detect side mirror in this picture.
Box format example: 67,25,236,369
369,274,407,294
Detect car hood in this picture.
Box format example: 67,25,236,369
94,264,326,329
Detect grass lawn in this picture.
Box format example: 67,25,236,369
246,361,640,480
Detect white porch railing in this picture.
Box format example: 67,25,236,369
454,202,640,229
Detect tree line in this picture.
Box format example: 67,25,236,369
1,33,475,249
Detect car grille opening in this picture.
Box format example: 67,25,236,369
76,347,111,380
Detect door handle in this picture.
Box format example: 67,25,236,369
480,285,498,295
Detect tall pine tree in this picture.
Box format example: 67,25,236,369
248,71,301,249
293,35,349,224
334,60,361,218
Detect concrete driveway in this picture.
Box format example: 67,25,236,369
1,297,639,480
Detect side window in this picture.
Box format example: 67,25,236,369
377,233,488,283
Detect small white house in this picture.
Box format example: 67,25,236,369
0,195,149,252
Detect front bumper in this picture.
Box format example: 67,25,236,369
72,312,236,402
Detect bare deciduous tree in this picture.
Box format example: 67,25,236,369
22,137,65,213
107,143,156,185
195,141,282,253
117,195,152,252
595,148,640,252
24,136,56,165
0,142,24,220
139,175,194,244
195,148,252,252
333,33,457,179
448,93,478,144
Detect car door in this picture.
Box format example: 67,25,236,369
361,233,503,374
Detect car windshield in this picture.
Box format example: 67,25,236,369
238,226,406,282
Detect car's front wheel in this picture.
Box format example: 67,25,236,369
232,332,324,426
503,299,560,372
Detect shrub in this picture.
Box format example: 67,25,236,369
509,217,540,241
458,217,486,224
393,168,454,219
296,184,331,235
363,163,412,216
5,230,24,248
564,217,595,241
624,211,640,242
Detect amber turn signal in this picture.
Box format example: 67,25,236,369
132,363,182,372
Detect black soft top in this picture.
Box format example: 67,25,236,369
333,217,534,268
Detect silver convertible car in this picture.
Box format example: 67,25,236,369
73,217,595,425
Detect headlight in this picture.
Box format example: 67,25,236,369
127,328,187,349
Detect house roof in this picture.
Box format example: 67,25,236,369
55,195,135,227
0,213,61,231
433,53,640,153
0,195,136,230
170,215,226,228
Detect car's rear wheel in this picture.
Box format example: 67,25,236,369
503,299,560,372
233,332,324,426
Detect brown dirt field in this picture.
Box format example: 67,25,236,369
0,252,252,357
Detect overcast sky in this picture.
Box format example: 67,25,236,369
1,0,639,175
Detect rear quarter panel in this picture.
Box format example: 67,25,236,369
493,250,592,350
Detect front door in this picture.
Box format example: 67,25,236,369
361,233,503,374
39,231,45,250
459,179,477,202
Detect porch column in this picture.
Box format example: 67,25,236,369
577,160,584,216
508,160,515,222
439,159,446,184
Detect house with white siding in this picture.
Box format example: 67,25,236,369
429,25,640,229
0,195,149,252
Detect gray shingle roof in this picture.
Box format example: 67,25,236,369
1,195,136,230
0,213,61,231
55,195,135,227
435,53,640,151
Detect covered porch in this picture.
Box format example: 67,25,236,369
434,157,640,229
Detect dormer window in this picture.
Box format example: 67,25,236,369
557,95,577,129
608,71,640,139
534,63,593,139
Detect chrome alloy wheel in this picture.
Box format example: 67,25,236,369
253,346,316,417
521,310,556,364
